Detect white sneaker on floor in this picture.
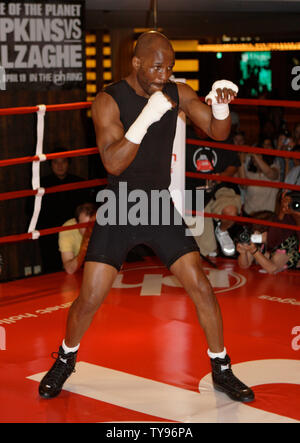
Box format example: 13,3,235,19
208,251,218,257
215,224,235,256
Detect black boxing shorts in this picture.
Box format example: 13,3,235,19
85,187,200,271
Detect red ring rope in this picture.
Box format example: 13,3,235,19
186,139,300,159
0,101,91,115
0,179,107,201
2,208,299,245
186,172,300,192
0,95,299,117
199,97,300,108
0,147,98,168
0,221,94,245
195,212,300,232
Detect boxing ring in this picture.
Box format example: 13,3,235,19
0,98,300,423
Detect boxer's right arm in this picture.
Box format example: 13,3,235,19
92,91,137,176
91,90,171,176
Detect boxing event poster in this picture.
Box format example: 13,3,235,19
0,0,86,90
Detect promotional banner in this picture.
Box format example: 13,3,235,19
0,0,85,89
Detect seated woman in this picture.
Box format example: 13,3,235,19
237,208,300,274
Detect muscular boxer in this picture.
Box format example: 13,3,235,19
39,31,254,403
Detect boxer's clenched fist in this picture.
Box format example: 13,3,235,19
205,80,238,120
125,91,172,145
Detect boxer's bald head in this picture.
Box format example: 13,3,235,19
132,31,175,96
134,31,174,59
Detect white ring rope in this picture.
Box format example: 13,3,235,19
28,105,46,236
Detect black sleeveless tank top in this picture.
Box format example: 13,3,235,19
104,80,179,190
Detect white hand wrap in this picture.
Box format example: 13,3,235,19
205,80,239,120
125,91,172,144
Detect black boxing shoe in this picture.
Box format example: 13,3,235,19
210,354,255,403
39,346,77,399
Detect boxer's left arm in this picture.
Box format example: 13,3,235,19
177,81,237,141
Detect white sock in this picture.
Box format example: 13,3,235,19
207,347,226,359
207,348,229,370
62,339,80,355
60,340,80,363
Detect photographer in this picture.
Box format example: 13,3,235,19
280,190,300,228
284,145,300,187
237,201,300,274
238,137,280,215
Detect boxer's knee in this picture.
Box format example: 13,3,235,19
187,273,215,309
71,262,117,318
72,284,106,318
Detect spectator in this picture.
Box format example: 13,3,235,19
275,130,290,182
279,190,300,230
233,130,246,148
225,111,240,143
237,208,300,273
239,137,280,215
259,120,277,146
36,149,90,273
284,145,300,187
233,131,247,173
293,122,300,146
232,130,247,206
275,130,296,181
186,124,242,257
59,203,97,275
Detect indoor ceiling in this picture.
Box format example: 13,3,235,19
85,0,300,40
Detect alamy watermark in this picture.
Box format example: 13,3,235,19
291,66,300,91
96,182,204,237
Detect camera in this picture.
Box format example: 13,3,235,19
287,191,300,212
291,198,300,212
235,226,263,244
236,226,252,244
